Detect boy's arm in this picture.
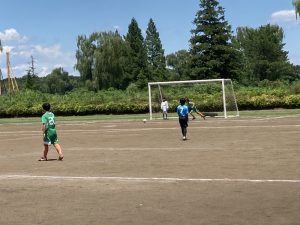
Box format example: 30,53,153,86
42,124,46,136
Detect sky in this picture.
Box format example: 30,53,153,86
0,0,299,78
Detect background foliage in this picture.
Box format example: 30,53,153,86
0,81,299,118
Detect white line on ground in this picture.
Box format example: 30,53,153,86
65,146,269,151
0,175,299,183
66,147,204,151
0,124,299,135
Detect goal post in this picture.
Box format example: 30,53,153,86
148,79,239,120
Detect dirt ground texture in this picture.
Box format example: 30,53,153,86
0,116,300,225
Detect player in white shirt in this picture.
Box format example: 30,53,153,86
161,98,169,120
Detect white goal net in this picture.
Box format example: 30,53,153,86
148,79,239,120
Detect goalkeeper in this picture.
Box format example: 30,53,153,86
186,98,205,120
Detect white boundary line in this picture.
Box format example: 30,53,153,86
66,147,208,151
0,124,299,135
0,114,299,126
0,175,299,183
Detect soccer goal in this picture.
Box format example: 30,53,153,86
148,79,239,120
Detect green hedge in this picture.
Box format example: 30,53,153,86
0,84,299,118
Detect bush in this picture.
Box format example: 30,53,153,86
290,80,300,94
0,82,299,118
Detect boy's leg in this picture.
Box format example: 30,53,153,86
163,111,167,119
196,111,206,119
190,112,196,120
179,119,184,136
183,127,187,136
39,144,49,161
179,118,187,140
194,107,205,119
197,111,205,120
54,143,64,160
183,118,188,138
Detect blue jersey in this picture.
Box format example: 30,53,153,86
177,104,188,118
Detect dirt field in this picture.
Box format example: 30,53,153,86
0,116,300,225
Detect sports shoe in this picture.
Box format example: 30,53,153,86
58,155,64,161
182,136,187,140
38,157,47,161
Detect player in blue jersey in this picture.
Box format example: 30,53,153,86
176,97,189,140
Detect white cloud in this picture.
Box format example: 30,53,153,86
34,44,62,58
271,10,298,23
0,28,27,42
12,64,29,72
0,28,77,77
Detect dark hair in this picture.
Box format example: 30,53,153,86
180,98,186,105
42,102,51,111
186,98,190,102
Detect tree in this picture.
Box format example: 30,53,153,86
124,18,148,87
93,31,129,89
75,34,97,82
45,68,74,94
145,18,166,81
25,55,39,90
293,0,300,19
189,0,240,80
234,24,296,82
166,50,191,80
75,32,129,90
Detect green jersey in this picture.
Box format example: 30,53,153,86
42,111,58,145
42,111,56,129
187,101,196,112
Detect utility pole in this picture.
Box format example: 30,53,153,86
6,51,19,95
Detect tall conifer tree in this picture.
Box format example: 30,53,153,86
124,18,148,86
190,0,240,80
145,18,166,81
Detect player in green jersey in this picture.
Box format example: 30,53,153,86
186,98,206,120
39,102,64,161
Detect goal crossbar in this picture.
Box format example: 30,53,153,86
148,79,231,86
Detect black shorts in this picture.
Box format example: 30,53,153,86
179,116,188,128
